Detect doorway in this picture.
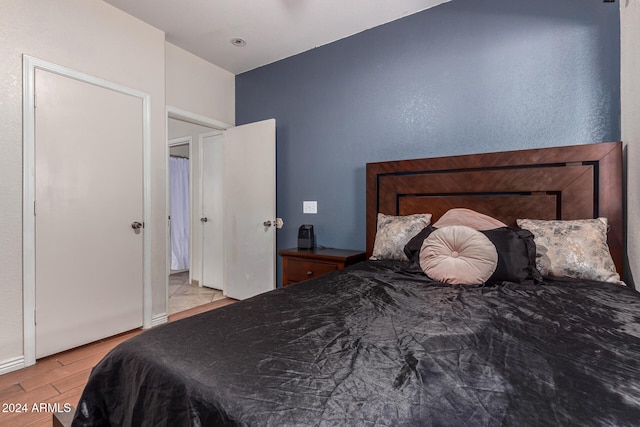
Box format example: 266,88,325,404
167,115,227,314
165,107,277,312
168,137,191,276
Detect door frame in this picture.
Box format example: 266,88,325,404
22,55,152,367
165,106,232,315
168,136,193,282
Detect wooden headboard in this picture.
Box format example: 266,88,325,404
366,142,624,275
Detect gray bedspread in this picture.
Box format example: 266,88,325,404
73,261,640,426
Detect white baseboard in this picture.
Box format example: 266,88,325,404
0,356,25,375
151,313,168,327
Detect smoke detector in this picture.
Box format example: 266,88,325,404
230,38,246,47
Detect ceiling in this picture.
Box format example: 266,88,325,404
103,0,450,74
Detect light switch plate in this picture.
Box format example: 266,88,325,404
303,201,317,214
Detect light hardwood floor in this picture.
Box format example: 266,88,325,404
0,298,235,427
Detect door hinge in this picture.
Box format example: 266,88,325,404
34,309,37,326
34,201,36,216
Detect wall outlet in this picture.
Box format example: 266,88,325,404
303,201,317,214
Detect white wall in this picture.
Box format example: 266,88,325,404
166,42,235,125
621,0,640,286
0,0,165,366
0,0,236,370
165,43,235,288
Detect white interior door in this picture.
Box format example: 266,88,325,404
34,69,144,358
200,132,224,290
223,119,276,300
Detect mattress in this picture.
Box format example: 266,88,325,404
73,261,640,426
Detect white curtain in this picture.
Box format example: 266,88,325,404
170,156,190,270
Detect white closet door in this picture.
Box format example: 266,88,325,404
223,119,276,300
35,69,144,358
200,133,224,290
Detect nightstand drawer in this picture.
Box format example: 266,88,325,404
279,248,366,287
287,259,337,282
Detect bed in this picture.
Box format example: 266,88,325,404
73,141,640,426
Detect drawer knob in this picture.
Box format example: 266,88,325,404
307,270,313,276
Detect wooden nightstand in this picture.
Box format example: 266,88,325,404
278,247,366,287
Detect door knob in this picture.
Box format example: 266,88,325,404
131,221,143,230
263,218,283,228
201,217,208,223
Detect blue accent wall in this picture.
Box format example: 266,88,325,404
236,0,620,286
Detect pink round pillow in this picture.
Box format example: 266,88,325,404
419,225,498,285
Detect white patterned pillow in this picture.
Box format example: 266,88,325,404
371,213,432,261
516,218,621,284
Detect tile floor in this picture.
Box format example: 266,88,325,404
168,271,225,315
